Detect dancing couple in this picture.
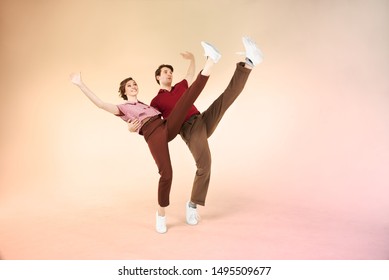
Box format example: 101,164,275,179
70,36,263,233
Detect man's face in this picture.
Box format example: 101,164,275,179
157,67,173,86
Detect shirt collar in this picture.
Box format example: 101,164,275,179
158,84,176,94
125,100,145,105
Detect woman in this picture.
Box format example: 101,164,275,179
70,41,221,233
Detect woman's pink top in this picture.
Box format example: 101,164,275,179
116,101,161,134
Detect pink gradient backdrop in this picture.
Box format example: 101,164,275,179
1,0,388,259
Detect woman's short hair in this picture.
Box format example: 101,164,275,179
118,77,134,100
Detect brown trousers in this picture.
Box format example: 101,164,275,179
141,73,209,207
179,62,251,206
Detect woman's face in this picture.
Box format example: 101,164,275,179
124,79,139,97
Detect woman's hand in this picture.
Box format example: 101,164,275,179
127,119,141,133
70,72,82,86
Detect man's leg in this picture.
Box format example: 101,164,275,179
202,62,251,137
202,35,263,135
180,63,251,210
180,118,211,206
183,37,262,220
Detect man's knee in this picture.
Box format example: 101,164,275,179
196,156,211,176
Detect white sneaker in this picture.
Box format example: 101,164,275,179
201,41,221,63
186,201,200,225
241,36,263,66
156,211,167,234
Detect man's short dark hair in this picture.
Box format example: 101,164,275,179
155,64,174,84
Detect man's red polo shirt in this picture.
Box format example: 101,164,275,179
150,79,200,122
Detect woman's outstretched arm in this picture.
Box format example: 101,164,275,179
70,72,120,115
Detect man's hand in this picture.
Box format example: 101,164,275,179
181,51,195,84
127,119,141,133
180,51,194,61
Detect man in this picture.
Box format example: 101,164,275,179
130,36,263,226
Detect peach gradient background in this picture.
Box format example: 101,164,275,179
0,0,388,259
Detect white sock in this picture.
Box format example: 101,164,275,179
245,57,254,68
189,201,197,209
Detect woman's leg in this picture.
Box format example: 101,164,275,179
146,127,173,208
145,126,172,233
166,42,220,141
166,72,209,141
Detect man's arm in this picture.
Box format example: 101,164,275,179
127,119,141,133
181,51,195,85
